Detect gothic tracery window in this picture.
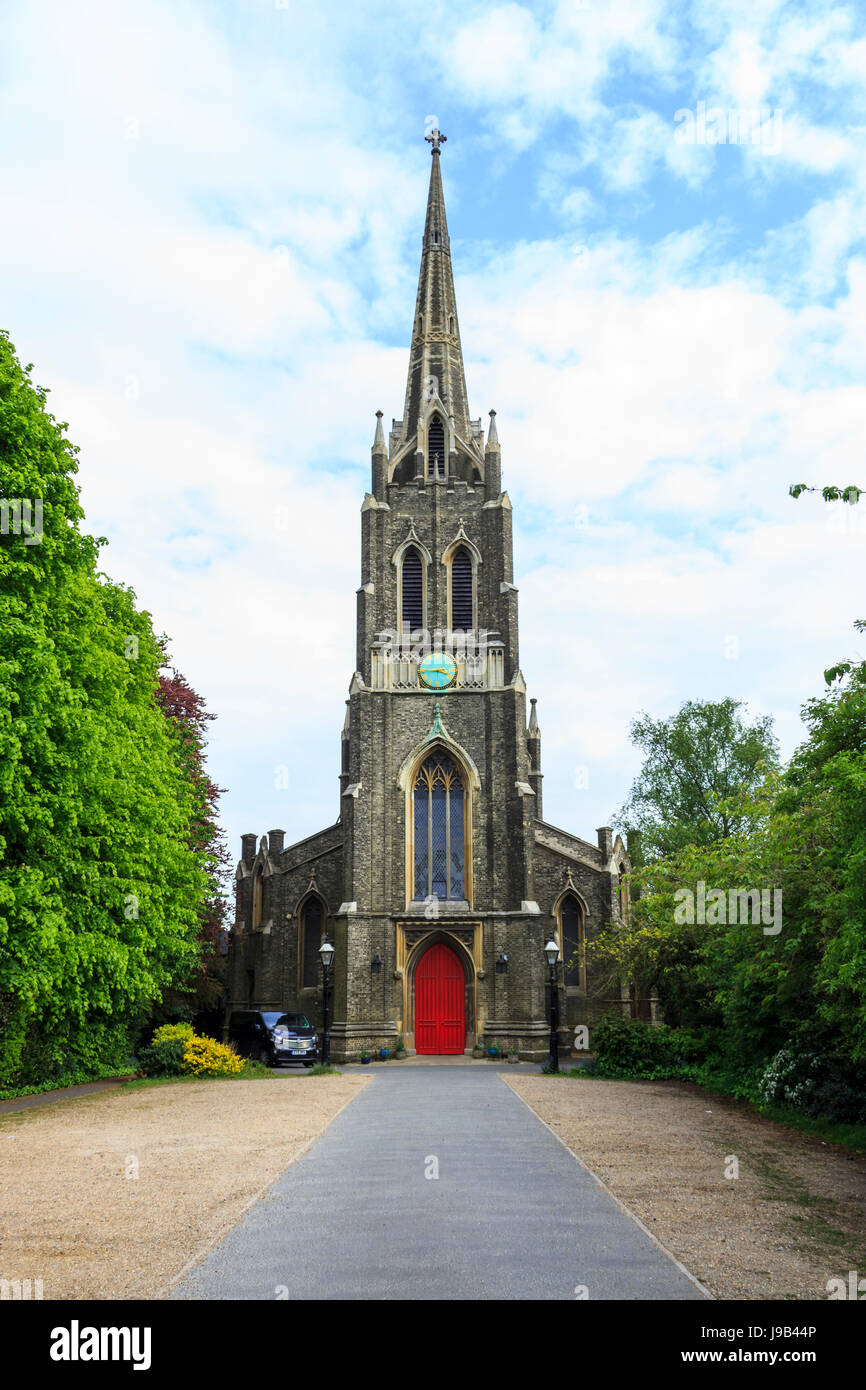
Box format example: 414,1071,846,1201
412,751,466,901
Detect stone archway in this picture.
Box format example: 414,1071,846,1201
403,928,476,1054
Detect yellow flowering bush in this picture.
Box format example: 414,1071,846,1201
152,1022,194,1046
182,1034,244,1077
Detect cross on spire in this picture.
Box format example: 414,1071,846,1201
425,125,447,154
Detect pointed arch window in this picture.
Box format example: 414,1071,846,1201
401,546,423,632
300,896,325,989
412,752,465,901
450,546,474,632
427,414,445,479
559,894,584,986
251,867,264,929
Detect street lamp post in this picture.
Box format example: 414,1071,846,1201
319,938,335,1066
544,938,561,1072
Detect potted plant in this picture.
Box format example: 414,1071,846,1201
487,1042,500,1059
472,1041,486,1059
393,1039,407,1060
360,1052,371,1065
507,1048,520,1065
379,1047,390,1061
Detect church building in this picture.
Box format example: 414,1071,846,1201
227,130,635,1061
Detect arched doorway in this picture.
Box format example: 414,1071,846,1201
415,942,465,1054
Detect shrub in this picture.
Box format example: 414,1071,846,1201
138,1036,188,1078
183,1034,244,1077
152,1023,194,1046
759,1046,866,1123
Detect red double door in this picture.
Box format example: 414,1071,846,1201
415,942,465,1055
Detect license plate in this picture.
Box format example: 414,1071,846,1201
290,1049,306,1055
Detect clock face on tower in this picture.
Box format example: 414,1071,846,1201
418,652,458,689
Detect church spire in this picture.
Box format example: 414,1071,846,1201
400,127,474,452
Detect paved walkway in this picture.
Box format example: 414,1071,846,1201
173,1066,706,1301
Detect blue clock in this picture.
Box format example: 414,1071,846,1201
418,652,457,689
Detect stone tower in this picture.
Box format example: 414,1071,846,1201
228,130,633,1061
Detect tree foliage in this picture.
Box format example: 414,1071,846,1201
0,331,213,1085
615,698,780,861
598,640,866,1115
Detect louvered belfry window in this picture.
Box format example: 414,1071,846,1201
401,546,423,632
413,752,465,901
427,414,445,478
301,897,323,988
561,894,583,984
451,546,473,632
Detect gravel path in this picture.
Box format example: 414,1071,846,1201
0,1075,369,1300
507,1074,866,1301
174,1066,706,1300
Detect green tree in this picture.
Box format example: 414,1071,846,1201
615,698,780,861
0,332,210,1085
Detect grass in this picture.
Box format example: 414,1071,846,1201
307,1063,342,1076
121,1060,277,1090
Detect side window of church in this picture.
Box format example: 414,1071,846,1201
413,753,465,901
427,414,445,478
402,546,423,632
301,897,323,989
450,546,473,632
561,895,583,984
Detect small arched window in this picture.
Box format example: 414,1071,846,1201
427,415,445,479
449,315,454,334
301,897,324,989
618,863,630,919
413,752,466,901
401,546,423,632
560,894,584,986
450,546,473,632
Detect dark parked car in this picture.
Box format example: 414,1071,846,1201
228,1010,318,1068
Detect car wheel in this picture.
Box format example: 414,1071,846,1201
258,1048,272,1067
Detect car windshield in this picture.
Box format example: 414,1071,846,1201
262,1012,311,1029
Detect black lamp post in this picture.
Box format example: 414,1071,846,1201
319,938,335,1065
544,938,560,1072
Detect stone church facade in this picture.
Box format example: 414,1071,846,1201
226,131,637,1061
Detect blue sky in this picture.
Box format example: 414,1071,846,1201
2,0,866,862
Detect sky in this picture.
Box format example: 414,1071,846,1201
2,0,865,863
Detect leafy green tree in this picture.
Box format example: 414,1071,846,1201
597,633,866,1099
615,698,780,861
0,332,211,1085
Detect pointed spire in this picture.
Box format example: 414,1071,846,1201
400,130,472,448
372,409,386,452
528,697,540,734
486,409,499,450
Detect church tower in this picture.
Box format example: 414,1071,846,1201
229,131,633,1061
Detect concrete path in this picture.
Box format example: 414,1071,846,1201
173,1066,706,1301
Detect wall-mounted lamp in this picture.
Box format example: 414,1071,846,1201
495,953,509,975
370,952,383,974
